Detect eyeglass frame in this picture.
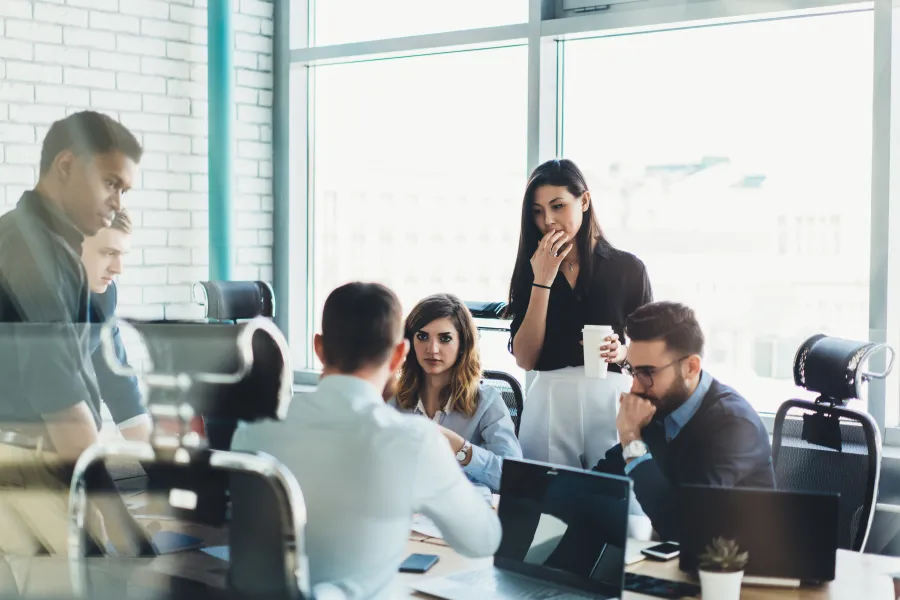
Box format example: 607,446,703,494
622,355,692,389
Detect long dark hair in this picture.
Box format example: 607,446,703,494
506,159,611,321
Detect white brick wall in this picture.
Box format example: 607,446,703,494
0,0,274,321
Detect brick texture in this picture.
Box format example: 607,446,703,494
0,0,274,321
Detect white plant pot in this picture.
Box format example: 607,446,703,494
699,569,743,600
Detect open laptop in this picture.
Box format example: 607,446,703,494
679,485,839,586
413,459,631,599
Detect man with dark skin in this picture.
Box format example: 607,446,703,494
0,110,152,557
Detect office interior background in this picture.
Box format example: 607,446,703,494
4,0,900,552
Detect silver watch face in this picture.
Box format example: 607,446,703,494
623,440,647,458
457,443,469,460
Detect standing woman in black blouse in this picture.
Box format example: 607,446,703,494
508,159,653,469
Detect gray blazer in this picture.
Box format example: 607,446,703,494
389,385,522,492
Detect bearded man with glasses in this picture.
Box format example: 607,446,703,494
592,301,775,542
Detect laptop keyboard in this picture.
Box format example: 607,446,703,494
447,569,602,599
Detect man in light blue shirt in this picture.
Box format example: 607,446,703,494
232,283,502,599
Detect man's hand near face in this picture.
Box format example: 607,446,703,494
617,392,657,446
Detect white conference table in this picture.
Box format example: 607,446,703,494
395,533,900,599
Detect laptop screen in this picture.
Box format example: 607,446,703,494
495,459,631,597
679,486,839,582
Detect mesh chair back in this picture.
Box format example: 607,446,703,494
772,399,880,551
482,370,524,436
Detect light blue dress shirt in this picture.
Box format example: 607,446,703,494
389,385,523,492
231,375,501,600
624,371,712,475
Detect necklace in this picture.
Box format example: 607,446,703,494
565,261,578,272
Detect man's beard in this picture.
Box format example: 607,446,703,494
637,379,690,416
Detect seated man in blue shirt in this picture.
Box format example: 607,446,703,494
82,208,150,441
592,301,775,541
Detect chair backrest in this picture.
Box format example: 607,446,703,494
770,333,893,552
194,281,275,321
100,316,293,422
466,301,507,320
69,442,311,600
772,400,880,551
482,370,524,436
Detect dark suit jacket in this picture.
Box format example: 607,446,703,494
593,377,775,541
89,281,145,425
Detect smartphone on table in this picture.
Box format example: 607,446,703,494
399,553,440,573
640,542,680,561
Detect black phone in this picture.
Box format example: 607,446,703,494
640,542,681,561
624,573,700,599
399,553,440,573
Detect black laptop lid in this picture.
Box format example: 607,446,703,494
495,459,632,598
678,486,839,582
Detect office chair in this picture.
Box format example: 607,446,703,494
482,370,525,436
192,281,277,450
193,281,275,322
69,317,312,599
772,334,894,551
464,301,525,434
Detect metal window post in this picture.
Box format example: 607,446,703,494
208,0,235,281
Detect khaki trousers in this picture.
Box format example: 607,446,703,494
0,442,117,557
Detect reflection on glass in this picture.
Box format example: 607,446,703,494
310,47,528,378
496,461,629,596
562,12,873,411
310,0,528,47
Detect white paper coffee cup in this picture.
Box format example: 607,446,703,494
583,325,614,379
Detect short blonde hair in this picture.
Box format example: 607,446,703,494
109,208,132,234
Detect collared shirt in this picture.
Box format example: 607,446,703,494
415,398,445,423
509,243,653,373
231,375,502,600
0,190,102,428
393,385,523,492
624,370,712,475
89,281,146,427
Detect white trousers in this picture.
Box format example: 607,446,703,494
518,367,652,536
519,366,629,470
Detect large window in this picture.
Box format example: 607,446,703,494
309,47,528,377
308,1,528,47
290,2,900,430
561,12,874,412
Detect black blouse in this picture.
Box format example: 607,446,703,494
509,244,653,373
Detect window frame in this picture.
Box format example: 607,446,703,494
278,0,900,440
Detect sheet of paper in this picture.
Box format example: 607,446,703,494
624,539,656,565
411,514,444,539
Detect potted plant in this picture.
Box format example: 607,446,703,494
698,537,748,600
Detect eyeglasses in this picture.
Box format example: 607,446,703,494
622,356,690,388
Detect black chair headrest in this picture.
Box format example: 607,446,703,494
464,301,507,320
193,281,275,321
793,334,894,403
100,316,292,422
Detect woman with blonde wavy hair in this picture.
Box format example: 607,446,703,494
390,293,522,492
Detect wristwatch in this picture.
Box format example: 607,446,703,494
622,439,649,461
456,441,472,463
